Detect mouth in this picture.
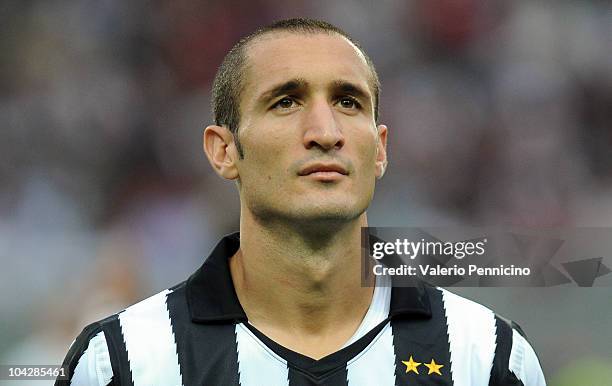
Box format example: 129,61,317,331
298,163,349,181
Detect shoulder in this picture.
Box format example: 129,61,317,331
434,286,499,333
57,283,187,385
96,282,187,345
432,286,524,343
55,315,115,386
430,286,546,385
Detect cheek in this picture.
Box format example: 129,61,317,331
238,143,286,192
241,121,288,158
354,134,379,172
240,123,296,178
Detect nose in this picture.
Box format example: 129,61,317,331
302,100,345,151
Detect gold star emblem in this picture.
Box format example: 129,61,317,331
401,356,421,374
424,358,444,375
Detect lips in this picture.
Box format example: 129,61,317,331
298,163,348,176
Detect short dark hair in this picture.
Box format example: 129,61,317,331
211,18,380,158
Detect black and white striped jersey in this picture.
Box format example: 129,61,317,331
56,233,546,386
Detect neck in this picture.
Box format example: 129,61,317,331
230,207,374,356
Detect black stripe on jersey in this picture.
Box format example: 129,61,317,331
391,287,453,385
489,316,511,386
55,322,100,386
288,366,348,386
102,314,134,386
167,282,241,386
490,316,512,385
489,316,524,386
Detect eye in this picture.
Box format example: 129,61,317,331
338,96,361,109
272,97,296,109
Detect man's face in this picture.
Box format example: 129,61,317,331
234,32,387,225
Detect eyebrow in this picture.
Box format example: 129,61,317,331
258,78,307,104
330,80,371,103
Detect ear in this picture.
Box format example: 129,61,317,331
375,124,388,179
203,125,240,180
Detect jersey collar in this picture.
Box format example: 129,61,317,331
186,232,432,323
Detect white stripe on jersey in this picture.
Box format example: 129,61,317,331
346,323,396,386
441,288,497,386
342,274,391,348
235,323,290,386
119,289,183,386
71,331,113,386
509,329,547,386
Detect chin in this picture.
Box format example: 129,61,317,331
293,202,367,223
247,192,372,225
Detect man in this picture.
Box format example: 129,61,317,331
57,18,546,385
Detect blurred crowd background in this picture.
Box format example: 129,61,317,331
1,0,611,384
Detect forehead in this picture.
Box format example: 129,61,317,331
242,32,373,102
